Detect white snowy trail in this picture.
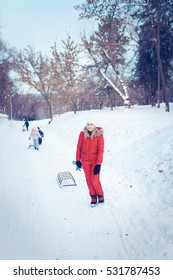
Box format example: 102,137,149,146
0,110,173,260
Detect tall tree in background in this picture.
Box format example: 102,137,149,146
14,46,62,122
0,37,17,118
75,0,131,107
127,0,173,111
134,24,158,106
51,35,83,113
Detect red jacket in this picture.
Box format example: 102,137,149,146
76,127,104,164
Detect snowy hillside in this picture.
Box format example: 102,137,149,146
0,104,173,260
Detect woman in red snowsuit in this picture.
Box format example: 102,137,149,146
76,122,104,206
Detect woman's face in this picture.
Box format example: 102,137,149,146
86,123,95,131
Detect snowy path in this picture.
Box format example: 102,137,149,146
1,121,125,259
0,108,173,260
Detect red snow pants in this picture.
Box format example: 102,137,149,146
82,161,104,197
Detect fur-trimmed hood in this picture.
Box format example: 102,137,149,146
83,126,104,139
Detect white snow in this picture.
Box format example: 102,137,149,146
0,104,173,260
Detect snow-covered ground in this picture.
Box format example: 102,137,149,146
0,104,173,260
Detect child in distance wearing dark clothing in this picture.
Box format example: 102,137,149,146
37,127,44,145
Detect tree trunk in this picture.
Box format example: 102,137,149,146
156,26,169,111
83,39,131,109
146,2,169,111
9,96,13,120
100,69,130,108
157,63,161,108
44,96,53,123
103,50,131,108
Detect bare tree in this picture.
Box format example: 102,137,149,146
14,46,62,122
51,35,83,113
0,37,17,117
75,0,131,108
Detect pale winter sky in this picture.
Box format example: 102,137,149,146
0,0,93,54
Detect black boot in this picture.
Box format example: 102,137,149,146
98,195,104,204
91,195,97,207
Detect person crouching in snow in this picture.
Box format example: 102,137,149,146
29,127,41,150
76,120,104,207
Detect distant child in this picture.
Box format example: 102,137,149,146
24,120,29,131
37,127,44,145
75,120,104,207
29,127,41,150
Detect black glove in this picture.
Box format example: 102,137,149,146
76,161,82,169
94,164,101,175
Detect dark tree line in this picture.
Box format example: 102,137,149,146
125,0,173,110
